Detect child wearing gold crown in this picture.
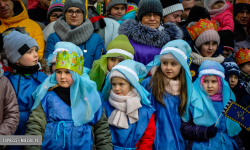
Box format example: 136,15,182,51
186,19,229,82
204,0,234,31
25,42,112,149
235,48,250,94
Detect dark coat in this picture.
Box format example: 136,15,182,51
28,2,48,23
235,34,250,52
181,110,244,150
233,20,247,42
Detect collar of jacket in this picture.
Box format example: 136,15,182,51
0,0,28,25
54,17,94,45
119,19,183,48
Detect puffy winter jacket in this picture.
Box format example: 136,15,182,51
0,0,45,58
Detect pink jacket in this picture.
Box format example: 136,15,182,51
210,1,234,32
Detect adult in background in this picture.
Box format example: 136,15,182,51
43,0,64,25
0,0,45,58
235,19,250,52
119,0,183,66
28,0,51,23
181,0,195,21
45,0,105,69
160,0,184,24
233,1,250,42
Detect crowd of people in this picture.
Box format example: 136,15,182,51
0,0,250,149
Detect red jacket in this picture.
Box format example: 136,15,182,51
135,114,156,150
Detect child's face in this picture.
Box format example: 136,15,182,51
229,75,238,88
107,57,123,71
110,4,126,19
211,1,225,10
223,49,232,58
16,47,38,66
56,68,74,88
200,41,218,57
240,62,250,75
161,59,181,80
162,10,182,24
111,77,132,96
202,75,219,96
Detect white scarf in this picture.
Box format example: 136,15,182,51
108,89,142,129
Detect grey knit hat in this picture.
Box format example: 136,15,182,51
106,0,127,12
160,0,184,17
62,0,86,19
3,31,39,64
137,0,163,21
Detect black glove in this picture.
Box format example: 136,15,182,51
207,124,217,138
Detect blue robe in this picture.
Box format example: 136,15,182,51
191,101,238,150
40,91,103,149
4,71,47,150
141,77,185,150
5,72,47,135
103,101,154,150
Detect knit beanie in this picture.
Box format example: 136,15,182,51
160,0,183,17
188,6,211,22
218,30,235,51
195,30,220,48
106,0,127,12
47,0,65,18
137,0,163,21
233,3,250,18
204,0,226,9
3,31,39,64
225,62,240,77
62,0,86,19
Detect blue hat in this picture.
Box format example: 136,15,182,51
101,60,151,106
146,39,193,122
198,60,225,78
224,62,240,77
192,60,241,137
32,42,101,126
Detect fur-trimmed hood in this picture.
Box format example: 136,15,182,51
119,19,183,48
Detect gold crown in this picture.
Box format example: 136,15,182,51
186,19,218,41
235,48,250,65
55,50,84,75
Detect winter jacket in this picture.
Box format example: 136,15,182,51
0,0,45,58
103,101,156,150
28,2,48,23
211,1,234,32
25,91,112,150
0,76,19,150
141,76,186,150
45,17,106,69
234,34,250,52
231,82,250,150
181,108,244,150
118,19,183,66
234,20,247,42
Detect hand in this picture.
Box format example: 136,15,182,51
207,124,217,138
